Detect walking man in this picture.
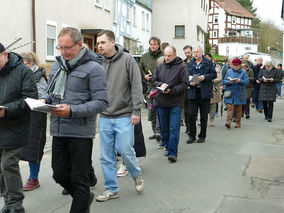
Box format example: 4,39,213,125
96,30,144,202
186,46,216,144
42,27,108,213
0,43,38,213
139,36,163,141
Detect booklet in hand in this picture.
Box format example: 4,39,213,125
156,85,170,92
262,76,267,81
228,77,239,81
25,98,61,113
0,106,7,109
189,74,199,84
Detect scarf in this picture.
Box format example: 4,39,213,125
47,47,86,99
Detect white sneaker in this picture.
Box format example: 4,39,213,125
117,164,128,177
134,174,144,193
96,189,119,202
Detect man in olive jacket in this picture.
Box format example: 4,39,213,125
139,37,163,141
0,43,37,213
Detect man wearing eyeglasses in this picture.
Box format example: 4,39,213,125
41,27,108,213
186,46,216,144
0,43,37,213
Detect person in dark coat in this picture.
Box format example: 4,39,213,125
252,57,264,112
0,43,38,213
186,46,217,144
20,52,48,192
257,60,281,122
152,45,188,162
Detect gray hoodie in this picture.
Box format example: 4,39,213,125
101,45,142,118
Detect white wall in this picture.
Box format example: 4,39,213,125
219,42,258,57
0,0,32,53
152,0,209,58
132,3,151,53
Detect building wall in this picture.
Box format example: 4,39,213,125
35,0,113,63
0,0,33,53
219,42,258,57
132,2,151,54
152,0,209,58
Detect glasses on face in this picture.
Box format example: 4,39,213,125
56,42,78,52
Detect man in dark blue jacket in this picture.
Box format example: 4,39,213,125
186,46,216,144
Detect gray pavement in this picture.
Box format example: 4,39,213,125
1,97,284,213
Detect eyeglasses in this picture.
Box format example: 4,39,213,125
56,42,78,52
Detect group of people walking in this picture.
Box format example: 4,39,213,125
0,27,283,213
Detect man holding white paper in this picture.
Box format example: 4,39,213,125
0,42,37,213
41,27,108,213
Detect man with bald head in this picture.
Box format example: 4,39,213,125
186,46,216,144
152,45,188,163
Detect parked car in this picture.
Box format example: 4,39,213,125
241,52,272,65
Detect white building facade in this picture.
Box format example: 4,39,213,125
152,0,210,58
208,0,258,56
132,0,152,54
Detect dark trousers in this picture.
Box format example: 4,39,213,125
263,101,274,119
52,137,92,213
183,89,190,127
0,148,24,210
188,96,210,139
243,99,250,115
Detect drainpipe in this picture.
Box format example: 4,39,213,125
32,0,36,53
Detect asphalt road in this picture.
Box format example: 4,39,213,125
1,97,284,213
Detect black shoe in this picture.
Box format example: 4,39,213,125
62,188,70,195
186,137,196,144
233,118,236,122
0,206,9,213
148,135,156,140
168,156,177,163
246,115,250,119
267,119,272,122
87,192,95,213
197,138,205,143
185,127,190,134
156,134,162,142
10,208,25,213
164,151,169,157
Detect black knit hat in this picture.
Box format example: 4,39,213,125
0,43,5,53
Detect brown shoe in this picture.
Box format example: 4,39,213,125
235,124,241,128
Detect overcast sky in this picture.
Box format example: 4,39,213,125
252,0,283,29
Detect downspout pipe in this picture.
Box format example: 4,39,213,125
32,0,36,53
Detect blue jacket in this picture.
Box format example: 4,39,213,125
223,68,249,105
187,56,217,99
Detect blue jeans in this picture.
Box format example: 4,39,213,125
29,162,40,179
156,107,182,158
99,116,141,193
252,87,263,110
276,81,282,96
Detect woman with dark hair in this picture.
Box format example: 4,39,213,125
20,52,48,191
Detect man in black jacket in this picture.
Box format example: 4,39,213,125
0,43,38,213
186,46,216,144
152,45,188,162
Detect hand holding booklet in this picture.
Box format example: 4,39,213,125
156,85,170,92
0,106,7,109
25,98,61,113
189,74,199,84
228,77,239,81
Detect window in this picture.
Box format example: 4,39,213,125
133,7,137,27
175,25,185,38
46,20,57,60
104,0,110,11
95,0,103,7
113,0,117,22
127,7,131,21
146,13,150,31
214,15,218,24
213,30,217,38
232,16,236,24
142,11,145,30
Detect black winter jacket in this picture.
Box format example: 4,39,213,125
152,57,188,107
187,56,217,100
0,52,37,149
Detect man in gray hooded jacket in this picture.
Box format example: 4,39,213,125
41,27,108,213
96,30,144,202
